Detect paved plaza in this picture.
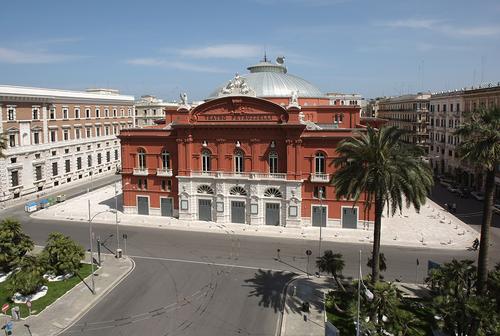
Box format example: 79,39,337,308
32,184,478,250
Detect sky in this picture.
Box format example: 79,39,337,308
1,0,500,101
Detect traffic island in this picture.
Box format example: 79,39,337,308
4,253,134,336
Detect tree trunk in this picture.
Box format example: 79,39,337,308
371,198,383,284
477,168,495,294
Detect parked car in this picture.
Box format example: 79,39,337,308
471,191,485,201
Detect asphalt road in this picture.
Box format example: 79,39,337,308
2,176,498,336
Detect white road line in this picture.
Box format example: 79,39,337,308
128,254,288,272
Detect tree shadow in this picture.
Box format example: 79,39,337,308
285,277,329,315
243,269,297,313
98,193,123,212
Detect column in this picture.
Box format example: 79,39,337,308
42,105,49,144
286,139,295,179
185,134,193,173
216,138,225,171
176,138,186,176
294,139,303,180
250,138,259,172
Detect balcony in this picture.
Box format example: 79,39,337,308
156,167,173,177
133,168,149,176
310,173,330,183
189,171,287,180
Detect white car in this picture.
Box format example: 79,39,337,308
471,191,485,201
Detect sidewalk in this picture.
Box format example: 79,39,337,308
31,184,479,250
4,253,134,336
280,276,331,336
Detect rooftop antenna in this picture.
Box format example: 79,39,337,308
263,50,268,62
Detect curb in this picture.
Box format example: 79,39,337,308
55,256,136,336
276,274,304,336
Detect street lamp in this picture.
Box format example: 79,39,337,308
87,199,116,294
115,182,120,255
318,188,324,263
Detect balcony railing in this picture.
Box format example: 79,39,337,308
310,173,330,183
133,167,149,176
189,171,287,180
156,167,173,177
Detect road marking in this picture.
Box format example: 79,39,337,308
128,254,288,273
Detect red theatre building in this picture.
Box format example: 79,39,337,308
119,59,373,229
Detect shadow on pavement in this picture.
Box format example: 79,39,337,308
243,269,297,313
99,194,123,212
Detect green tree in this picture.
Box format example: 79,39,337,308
0,218,34,273
332,126,433,284
426,259,499,336
8,255,47,296
316,250,346,291
455,106,500,294
367,252,387,273
42,232,84,276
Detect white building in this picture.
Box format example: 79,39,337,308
134,95,178,127
326,92,368,116
0,85,135,202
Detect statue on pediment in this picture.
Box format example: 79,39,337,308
218,73,256,97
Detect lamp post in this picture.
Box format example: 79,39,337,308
115,182,120,255
318,188,324,262
88,200,117,294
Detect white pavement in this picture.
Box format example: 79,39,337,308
32,184,478,250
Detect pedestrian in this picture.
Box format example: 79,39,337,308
472,238,479,251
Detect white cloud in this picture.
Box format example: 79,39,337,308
0,47,81,64
126,58,227,73
175,44,262,59
378,18,500,38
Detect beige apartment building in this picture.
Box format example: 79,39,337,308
0,85,134,202
377,93,431,150
134,95,178,127
428,84,499,198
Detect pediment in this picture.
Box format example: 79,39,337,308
189,96,288,124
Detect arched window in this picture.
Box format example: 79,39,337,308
161,150,170,169
197,184,214,194
234,150,244,173
264,187,282,198
268,151,278,174
229,186,248,196
138,148,146,169
202,150,211,172
315,152,325,174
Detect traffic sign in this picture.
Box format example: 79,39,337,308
122,233,128,240
306,249,312,256
1,303,9,314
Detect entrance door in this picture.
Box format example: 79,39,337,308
231,201,245,224
265,203,280,226
342,207,358,229
312,206,327,227
137,196,149,215
198,199,212,221
160,198,173,217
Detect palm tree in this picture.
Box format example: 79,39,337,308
316,250,346,291
0,218,34,273
455,106,500,294
42,232,84,276
332,126,433,284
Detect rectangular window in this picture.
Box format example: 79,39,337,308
35,165,42,181
33,132,40,144
63,129,69,141
7,107,15,121
450,104,454,112
313,186,326,199
65,159,71,173
11,171,19,187
138,178,147,189
77,157,82,170
113,109,117,117
106,151,110,162
49,107,56,119
114,149,119,160
75,108,80,119
86,128,91,138
32,108,39,120
75,128,81,139
456,103,460,112
104,109,109,117
96,127,101,137
85,108,91,118
50,130,57,142
105,126,110,136
9,134,16,147
63,108,69,119
95,109,100,118
167,179,171,192
52,162,58,176
97,153,102,165
161,180,166,191
87,155,92,167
